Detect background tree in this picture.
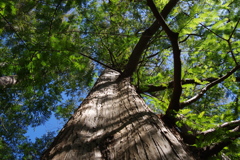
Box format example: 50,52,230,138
0,0,240,159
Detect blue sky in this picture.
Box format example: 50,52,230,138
24,91,90,142
24,69,100,142
25,113,65,142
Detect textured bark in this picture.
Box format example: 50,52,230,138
0,75,17,87
41,69,195,160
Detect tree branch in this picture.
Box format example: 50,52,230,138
122,0,179,78
227,18,240,66
179,34,203,43
228,41,238,66
48,0,63,37
99,37,117,67
138,77,224,93
228,18,240,41
181,65,240,108
31,49,121,73
184,12,227,41
0,75,17,87
0,13,30,50
138,75,240,93
76,52,120,73
178,120,240,154
200,141,232,159
199,125,240,159
199,119,240,136
147,0,182,114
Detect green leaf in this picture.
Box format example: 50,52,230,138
193,77,202,84
180,109,191,115
198,111,205,118
41,61,47,66
37,54,41,59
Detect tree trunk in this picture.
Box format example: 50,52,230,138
41,69,195,160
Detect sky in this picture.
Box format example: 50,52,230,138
24,69,100,143
25,113,65,142
24,90,90,142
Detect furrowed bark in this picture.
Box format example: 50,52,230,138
41,68,195,160
122,0,179,78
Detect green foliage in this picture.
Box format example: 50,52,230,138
0,0,240,158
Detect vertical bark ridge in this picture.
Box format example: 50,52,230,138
41,68,195,160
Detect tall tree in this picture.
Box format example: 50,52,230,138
0,0,240,159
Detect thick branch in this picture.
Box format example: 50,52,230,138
0,75,17,87
200,141,232,159
181,65,240,108
147,0,182,114
179,120,240,155
122,0,179,78
199,126,240,159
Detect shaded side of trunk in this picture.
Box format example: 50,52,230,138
41,69,195,160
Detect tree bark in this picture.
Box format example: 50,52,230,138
41,69,195,160
0,75,17,87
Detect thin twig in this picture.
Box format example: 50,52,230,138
227,18,240,65
228,41,238,65
181,65,240,108
199,119,240,136
228,18,240,40
0,13,30,50
99,37,117,67
31,49,121,73
179,34,202,43
77,52,120,72
48,0,63,37
182,12,227,41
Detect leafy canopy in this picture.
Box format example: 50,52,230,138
0,0,239,159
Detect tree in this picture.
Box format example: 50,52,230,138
0,0,240,159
